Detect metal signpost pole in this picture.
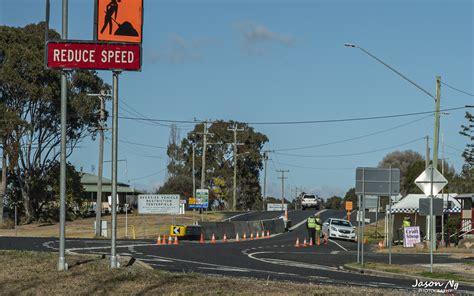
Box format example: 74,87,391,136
263,152,268,211
429,166,434,273
361,168,365,267
388,166,392,264
357,194,360,264
57,0,68,272
125,204,128,238
110,71,120,268
96,94,105,237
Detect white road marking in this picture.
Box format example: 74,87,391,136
288,209,328,231
66,243,155,252
328,239,349,252
199,267,251,273
246,251,337,271
330,251,340,255
222,212,254,221
140,258,174,263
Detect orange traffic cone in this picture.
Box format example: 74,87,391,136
235,233,240,242
168,236,173,245
243,233,247,241
261,230,265,238
174,236,179,245
324,233,328,245
200,233,205,243
284,209,288,220
309,237,313,246
378,240,384,250
156,235,161,245
211,233,216,244
266,230,270,238
303,237,307,247
256,232,260,239
294,237,300,247
223,234,227,243
162,235,167,245
250,233,254,240
317,235,320,246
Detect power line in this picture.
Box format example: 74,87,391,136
119,106,467,126
441,81,474,97
275,161,354,171
129,167,167,181
274,137,424,158
273,114,432,152
119,139,167,150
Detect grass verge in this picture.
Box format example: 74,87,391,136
0,250,408,295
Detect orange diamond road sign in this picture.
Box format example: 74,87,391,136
345,201,353,211
97,0,143,44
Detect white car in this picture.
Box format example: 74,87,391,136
301,194,320,210
322,218,356,241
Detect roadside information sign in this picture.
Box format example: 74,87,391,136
47,41,141,71
267,203,288,211
189,189,209,209
138,194,180,214
403,226,421,248
170,225,186,237
97,0,143,43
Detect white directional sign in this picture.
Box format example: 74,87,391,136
415,165,448,196
138,194,180,214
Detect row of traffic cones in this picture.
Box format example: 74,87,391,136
294,235,328,247
199,230,271,243
156,234,179,245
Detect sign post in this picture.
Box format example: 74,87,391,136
415,164,448,273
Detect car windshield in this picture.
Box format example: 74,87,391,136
332,220,351,227
303,195,316,199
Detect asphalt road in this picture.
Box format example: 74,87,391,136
1,209,472,294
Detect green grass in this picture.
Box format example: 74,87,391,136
419,272,466,282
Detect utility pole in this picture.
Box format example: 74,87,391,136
228,125,244,211
262,151,269,211
192,143,196,199
425,136,430,168
58,0,68,272
198,121,213,190
277,170,289,209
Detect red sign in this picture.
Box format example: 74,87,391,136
47,41,141,71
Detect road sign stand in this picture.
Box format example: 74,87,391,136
388,166,392,265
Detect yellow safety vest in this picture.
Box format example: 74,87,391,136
315,218,322,231
403,220,411,227
307,217,316,229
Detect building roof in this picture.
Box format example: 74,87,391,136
390,193,461,214
81,172,143,194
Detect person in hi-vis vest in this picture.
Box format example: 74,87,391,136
306,215,317,244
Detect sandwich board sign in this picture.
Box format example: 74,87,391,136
97,0,143,43
138,194,180,214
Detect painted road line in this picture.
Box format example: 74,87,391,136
328,239,349,252
66,243,155,252
199,267,251,273
140,258,174,263
246,251,337,271
288,209,327,231
222,212,254,221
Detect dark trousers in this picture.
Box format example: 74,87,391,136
307,228,316,243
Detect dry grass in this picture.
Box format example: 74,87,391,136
0,250,412,295
377,245,474,255
0,211,227,239
347,261,473,282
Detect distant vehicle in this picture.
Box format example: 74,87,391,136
301,194,320,210
322,218,356,241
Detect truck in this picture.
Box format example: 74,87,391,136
301,194,321,210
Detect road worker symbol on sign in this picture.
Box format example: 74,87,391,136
97,0,143,43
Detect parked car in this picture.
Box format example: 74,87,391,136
301,194,320,210
322,218,356,241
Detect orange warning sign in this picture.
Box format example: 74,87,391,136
345,201,353,211
97,0,143,44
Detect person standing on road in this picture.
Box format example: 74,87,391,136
306,214,317,245
315,214,322,245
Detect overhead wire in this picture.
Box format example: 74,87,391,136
272,114,432,152
129,167,168,181
441,82,474,97
273,137,424,158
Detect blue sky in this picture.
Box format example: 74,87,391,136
1,0,473,199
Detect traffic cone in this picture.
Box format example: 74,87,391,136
317,235,320,246
284,209,288,220
250,233,254,240
324,233,328,245
303,237,307,247
262,230,265,238
200,233,205,243
162,235,167,245
174,236,179,245
256,232,260,239
294,237,300,247
156,235,161,245
168,236,173,245
243,233,247,240
223,233,227,243
266,230,270,238
211,233,216,244
378,240,384,250
235,233,240,242
309,237,313,246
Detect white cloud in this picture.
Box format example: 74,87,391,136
234,21,293,54
145,34,212,64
